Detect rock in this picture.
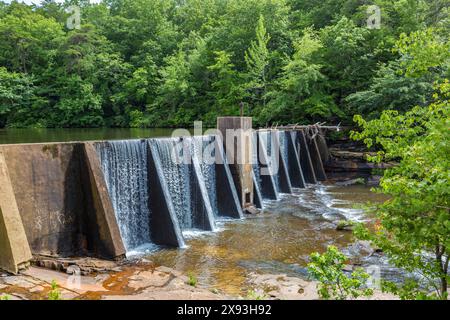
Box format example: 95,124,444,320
342,265,353,272
2,276,35,289
29,285,45,293
244,206,260,215
335,178,365,186
367,175,382,186
336,220,355,231
248,273,318,300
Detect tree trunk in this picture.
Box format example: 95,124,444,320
436,245,448,299
441,254,449,299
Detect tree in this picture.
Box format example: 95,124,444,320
0,67,38,127
261,29,340,124
244,14,271,109
308,246,374,300
395,28,450,78
319,17,376,109
345,61,434,118
346,27,449,119
208,50,243,117
351,81,450,299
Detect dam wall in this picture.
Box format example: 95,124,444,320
0,142,125,269
0,120,329,273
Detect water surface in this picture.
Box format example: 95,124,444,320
147,184,389,295
0,128,183,144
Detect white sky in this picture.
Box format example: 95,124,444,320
2,0,102,4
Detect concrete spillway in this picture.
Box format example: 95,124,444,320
152,137,216,233
0,125,329,273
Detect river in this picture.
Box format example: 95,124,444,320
0,128,180,144
145,184,391,296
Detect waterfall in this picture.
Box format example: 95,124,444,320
95,140,153,252
192,135,219,218
252,131,263,194
260,131,280,192
279,131,289,174
152,137,215,231
153,138,193,230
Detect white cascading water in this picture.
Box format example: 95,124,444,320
279,131,289,174
153,138,194,230
260,130,281,192
95,140,153,252
192,135,219,218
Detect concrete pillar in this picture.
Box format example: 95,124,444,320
147,142,185,247
316,132,331,163
256,134,279,200
214,137,244,218
307,135,327,181
252,171,264,209
83,143,126,259
217,117,253,208
274,130,293,194
0,152,32,274
285,131,306,188
297,130,317,184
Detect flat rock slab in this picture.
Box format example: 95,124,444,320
248,273,318,300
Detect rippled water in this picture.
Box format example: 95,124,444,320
146,184,389,295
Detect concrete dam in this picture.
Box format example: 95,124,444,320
0,117,329,274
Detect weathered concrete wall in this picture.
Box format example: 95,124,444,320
0,142,125,263
0,152,32,274
83,143,126,259
217,117,254,207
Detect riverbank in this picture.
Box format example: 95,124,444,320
1,184,398,300
0,264,397,300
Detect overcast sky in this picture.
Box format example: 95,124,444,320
2,0,102,4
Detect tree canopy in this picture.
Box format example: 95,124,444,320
0,0,448,128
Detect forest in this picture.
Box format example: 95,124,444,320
0,0,448,128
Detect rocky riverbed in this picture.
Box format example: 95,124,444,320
0,262,397,300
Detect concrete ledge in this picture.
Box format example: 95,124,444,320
83,143,126,259
0,152,32,274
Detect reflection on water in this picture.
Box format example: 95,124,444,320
0,128,188,144
147,184,389,295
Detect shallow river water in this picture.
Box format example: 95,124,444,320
146,184,389,295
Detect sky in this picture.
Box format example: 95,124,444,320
2,0,102,4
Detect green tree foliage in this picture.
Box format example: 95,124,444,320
351,81,450,299
0,0,448,127
244,14,270,110
262,30,340,124
308,246,374,300
346,27,449,118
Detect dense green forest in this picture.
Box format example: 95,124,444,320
0,0,448,128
